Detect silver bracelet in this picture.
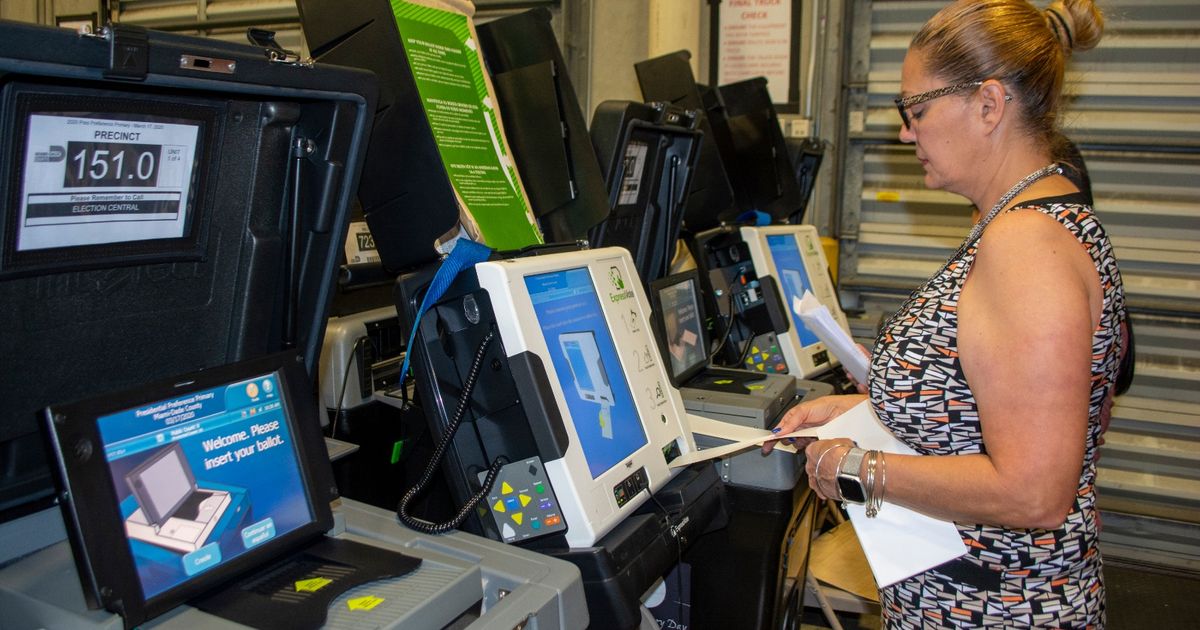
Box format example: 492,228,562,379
865,451,887,518
864,450,879,517
812,444,840,481
878,452,887,504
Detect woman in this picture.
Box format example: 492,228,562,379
764,0,1123,626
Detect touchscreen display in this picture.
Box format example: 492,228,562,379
766,234,819,346
526,267,648,479
96,372,312,599
657,276,707,379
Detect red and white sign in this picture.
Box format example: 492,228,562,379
717,0,792,103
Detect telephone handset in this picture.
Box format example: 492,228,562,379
397,270,569,545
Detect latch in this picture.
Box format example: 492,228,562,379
246,28,313,68
102,23,149,81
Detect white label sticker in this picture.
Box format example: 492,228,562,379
18,114,200,251
617,141,649,206
344,221,380,264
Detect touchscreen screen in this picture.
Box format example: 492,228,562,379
526,267,648,479
766,234,819,347
657,275,707,379
96,372,313,599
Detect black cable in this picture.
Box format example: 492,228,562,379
396,330,507,535
329,336,368,439
645,487,686,618
709,290,738,362
662,155,681,280
738,324,757,366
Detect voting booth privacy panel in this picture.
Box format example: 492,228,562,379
0,18,375,526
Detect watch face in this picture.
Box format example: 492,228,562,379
838,476,866,504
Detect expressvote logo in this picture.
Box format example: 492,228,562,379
608,266,634,303
609,266,625,290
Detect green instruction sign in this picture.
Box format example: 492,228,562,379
389,1,542,249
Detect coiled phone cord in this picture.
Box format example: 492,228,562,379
396,330,507,534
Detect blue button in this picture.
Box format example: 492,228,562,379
504,497,520,510
241,518,276,550
539,499,553,510
182,543,222,576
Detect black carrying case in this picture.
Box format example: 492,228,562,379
588,100,702,289
0,19,377,520
296,0,460,272
635,51,737,233
475,8,612,243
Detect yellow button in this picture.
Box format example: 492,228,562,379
501,481,514,494
512,512,524,525
493,500,506,513
520,494,532,507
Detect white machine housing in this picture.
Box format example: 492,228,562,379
319,305,402,410
740,225,852,378
475,247,696,548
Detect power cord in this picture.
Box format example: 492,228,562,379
329,335,368,439
396,330,507,534
645,487,686,618
709,291,739,362
738,327,757,366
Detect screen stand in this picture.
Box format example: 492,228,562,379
190,537,421,630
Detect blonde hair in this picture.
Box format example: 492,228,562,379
910,0,1103,157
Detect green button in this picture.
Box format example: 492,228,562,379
535,483,545,494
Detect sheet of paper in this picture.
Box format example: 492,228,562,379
794,291,868,384
669,414,812,468
814,401,968,587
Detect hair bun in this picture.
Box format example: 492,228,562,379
1045,0,1103,54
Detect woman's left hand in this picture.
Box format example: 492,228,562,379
805,438,857,500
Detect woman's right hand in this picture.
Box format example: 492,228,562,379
761,393,868,454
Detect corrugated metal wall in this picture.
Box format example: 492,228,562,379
108,0,564,57
837,0,1200,569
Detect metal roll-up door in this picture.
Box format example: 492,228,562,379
111,0,304,51
837,0,1200,570
108,1,571,97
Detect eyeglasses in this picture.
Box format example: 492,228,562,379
894,81,983,129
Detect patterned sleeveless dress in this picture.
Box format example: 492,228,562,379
867,192,1124,628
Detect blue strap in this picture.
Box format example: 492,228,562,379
735,210,772,226
398,239,494,389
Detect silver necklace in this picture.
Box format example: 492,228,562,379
965,163,1062,245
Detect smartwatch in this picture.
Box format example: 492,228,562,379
836,447,867,504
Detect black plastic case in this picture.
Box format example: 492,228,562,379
0,19,377,522
589,100,702,288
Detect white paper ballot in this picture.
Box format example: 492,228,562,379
814,401,968,587
794,290,868,385
669,414,808,468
